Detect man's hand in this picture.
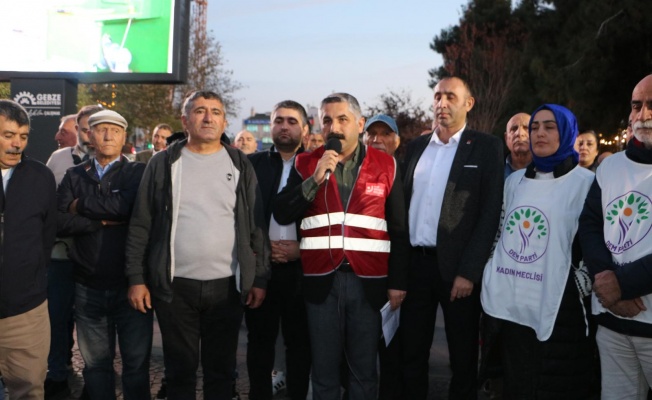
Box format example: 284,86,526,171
388,289,406,310
102,220,125,226
450,276,474,302
69,198,79,214
128,284,151,314
608,298,647,318
246,287,266,309
594,270,621,308
312,150,339,185
270,240,301,264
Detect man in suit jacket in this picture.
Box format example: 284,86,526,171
135,123,173,163
245,100,312,400
401,76,503,399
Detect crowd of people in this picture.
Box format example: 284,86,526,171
0,73,650,400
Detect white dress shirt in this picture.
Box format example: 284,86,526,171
1,167,15,192
409,125,466,246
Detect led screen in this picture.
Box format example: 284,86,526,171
0,0,188,83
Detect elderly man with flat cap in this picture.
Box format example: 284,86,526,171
57,109,151,400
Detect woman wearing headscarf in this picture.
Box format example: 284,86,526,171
481,104,596,399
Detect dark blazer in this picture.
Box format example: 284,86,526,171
248,146,304,231
403,128,503,283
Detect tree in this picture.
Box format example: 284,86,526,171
429,0,652,137
81,83,180,132
429,0,524,135
174,30,243,118
365,90,433,159
0,83,9,99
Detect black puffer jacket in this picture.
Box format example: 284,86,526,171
57,156,145,290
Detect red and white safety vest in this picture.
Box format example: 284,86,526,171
295,145,396,277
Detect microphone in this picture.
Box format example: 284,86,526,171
324,138,342,181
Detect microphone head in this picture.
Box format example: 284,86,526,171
324,137,343,154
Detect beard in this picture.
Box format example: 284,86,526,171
634,120,652,148
273,135,301,153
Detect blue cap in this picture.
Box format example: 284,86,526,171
364,114,398,134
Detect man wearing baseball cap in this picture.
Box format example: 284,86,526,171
363,114,400,157
57,109,151,399
361,113,403,399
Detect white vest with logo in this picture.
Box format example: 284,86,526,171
592,152,652,323
482,166,594,340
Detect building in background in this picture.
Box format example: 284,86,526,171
243,109,271,150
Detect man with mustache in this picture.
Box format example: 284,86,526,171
363,114,400,157
579,74,652,398
0,99,57,399
274,93,409,399
503,112,532,179
401,76,503,399
57,109,151,399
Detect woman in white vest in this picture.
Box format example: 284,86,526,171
481,104,597,399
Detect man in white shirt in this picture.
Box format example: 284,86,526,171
401,77,504,399
54,114,77,149
246,100,312,400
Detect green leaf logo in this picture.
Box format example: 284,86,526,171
505,207,549,253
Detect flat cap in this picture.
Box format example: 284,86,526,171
88,109,128,129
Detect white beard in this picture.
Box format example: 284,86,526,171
633,120,652,148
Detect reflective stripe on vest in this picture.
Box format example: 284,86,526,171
300,212,388,232
300,236,391,252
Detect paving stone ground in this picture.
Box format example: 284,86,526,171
16,308,486,400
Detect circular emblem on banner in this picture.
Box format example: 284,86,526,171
13,91,36,106
603,191,652,255
501,206,549,264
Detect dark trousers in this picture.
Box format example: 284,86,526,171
47,259,76,382
401,249,481,400
378,327,402,400
245,263,311,400
305,271,380,400
153,276,243,400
